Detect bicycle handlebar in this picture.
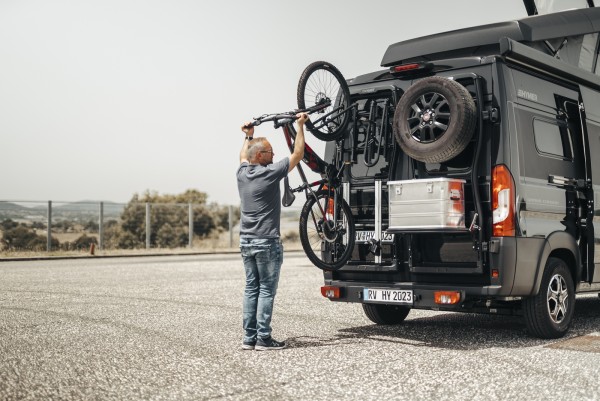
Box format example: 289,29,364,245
243,99,330,129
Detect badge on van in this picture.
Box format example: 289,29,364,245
517,89,538,102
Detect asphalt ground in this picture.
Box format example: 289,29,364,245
1,253,600,401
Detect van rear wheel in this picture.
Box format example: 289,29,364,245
393,76,476,163
362,303,411,325
523,257,575,339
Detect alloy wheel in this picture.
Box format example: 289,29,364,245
547,273,569,324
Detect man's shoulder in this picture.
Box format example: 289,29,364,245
274,157,290,171
237,162,250,176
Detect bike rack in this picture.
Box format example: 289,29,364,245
374,179,383,264
342,181,350,247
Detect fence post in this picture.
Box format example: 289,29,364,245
146,202,151,249
99,202,104,250
47,200,52,252
188,202,193,248
229,205,233,248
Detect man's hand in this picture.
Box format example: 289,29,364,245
296,113,308,126
241,122,254,137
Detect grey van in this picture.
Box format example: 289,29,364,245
320,0,600,338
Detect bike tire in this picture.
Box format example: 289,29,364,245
297,61,351,141
299,190,355,271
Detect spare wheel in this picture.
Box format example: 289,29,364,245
393,76,476,163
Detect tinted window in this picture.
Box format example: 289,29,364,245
533,118,573,159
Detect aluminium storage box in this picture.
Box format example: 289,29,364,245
388,178,467,231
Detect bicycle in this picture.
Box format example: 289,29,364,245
244,61,355,271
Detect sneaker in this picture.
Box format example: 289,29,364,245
242,340,256,350
255,337,286,351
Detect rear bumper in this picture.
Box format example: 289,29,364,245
323,280,507,309
323,235,552,307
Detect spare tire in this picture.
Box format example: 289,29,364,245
393,76,476,163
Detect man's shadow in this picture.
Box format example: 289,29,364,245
287,295,600,350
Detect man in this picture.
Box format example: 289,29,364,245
237,113,308,351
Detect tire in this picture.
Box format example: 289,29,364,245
393,76,476,163
299,190,355,271
363,303,411,325
297,61,351,141
523,257,575,339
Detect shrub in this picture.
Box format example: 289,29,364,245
1,225,59,251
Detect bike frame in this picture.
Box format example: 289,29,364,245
248,99,354,260
279,121,348,235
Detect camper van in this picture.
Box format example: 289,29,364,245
320,0,600,338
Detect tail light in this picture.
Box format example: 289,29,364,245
448,180,463,201
492,164,516,236
321,286,341,299
389,62,433,76
434,291,461,305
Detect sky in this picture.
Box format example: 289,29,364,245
0,0,527,205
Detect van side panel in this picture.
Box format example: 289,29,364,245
580,86,600,283
511,237,546,295
526,232,581,296
501,65,585,291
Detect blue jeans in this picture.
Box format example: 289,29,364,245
240,238,283,342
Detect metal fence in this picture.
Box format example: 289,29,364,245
0,200,301,255
0,200,238,253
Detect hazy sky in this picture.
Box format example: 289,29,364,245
1,0,527,205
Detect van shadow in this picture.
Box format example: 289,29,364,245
287,295,600,351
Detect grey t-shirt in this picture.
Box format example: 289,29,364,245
237,158,290,239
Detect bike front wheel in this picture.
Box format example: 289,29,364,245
297,61,351,141
299,190,355,271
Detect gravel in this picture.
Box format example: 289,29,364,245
1,253,599,401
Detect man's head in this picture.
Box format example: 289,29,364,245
247,137,275,166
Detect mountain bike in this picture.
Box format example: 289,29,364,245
244,61,355,271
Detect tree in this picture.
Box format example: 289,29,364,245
84,220,99,232
208,203,240,230
118,189,226,248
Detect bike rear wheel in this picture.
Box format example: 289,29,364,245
299,190,355,271
297,61,351,141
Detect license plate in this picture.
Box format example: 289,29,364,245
363,288,413,305
355,231,394,243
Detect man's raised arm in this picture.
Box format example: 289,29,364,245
288,113,308,172
240,123,254,164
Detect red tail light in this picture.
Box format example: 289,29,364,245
492,164,516,236
389,62,433,75
392,63,421,72
321,286,341,299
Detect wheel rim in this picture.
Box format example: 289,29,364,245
406,91,451,143
302,69,347,134
304,198,348,258
546,273,569,324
